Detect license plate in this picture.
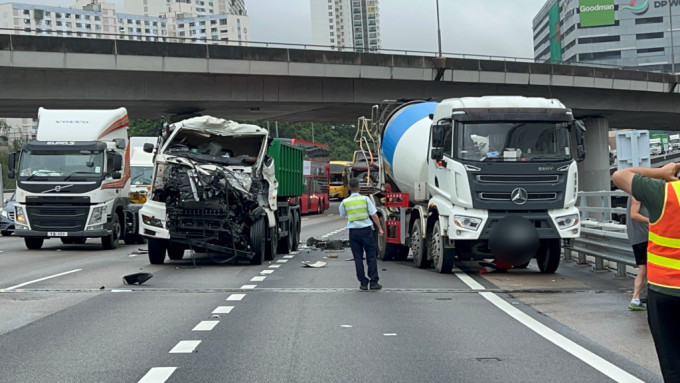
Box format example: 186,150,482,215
48,232,68,237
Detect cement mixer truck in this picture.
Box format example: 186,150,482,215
355,96,586,273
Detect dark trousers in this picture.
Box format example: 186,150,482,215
648,289,680,382
349,226,379,286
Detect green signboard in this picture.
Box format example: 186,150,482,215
579,0,615,27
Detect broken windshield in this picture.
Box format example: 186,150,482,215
455,121,571,162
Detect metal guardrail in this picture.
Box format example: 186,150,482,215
572,191,635,278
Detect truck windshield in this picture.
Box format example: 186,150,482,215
455,121,571,162
130,166,154,185
18,149,105,179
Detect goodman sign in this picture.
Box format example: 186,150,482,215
579,0,615,27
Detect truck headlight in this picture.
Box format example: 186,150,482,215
15,206,26,224
88,206,106,226
142,214,164,228
454,215,482,231
0,209,7,218
556,214,579,230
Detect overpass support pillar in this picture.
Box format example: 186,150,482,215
577,117,611,221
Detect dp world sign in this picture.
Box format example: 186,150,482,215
579,0,615,27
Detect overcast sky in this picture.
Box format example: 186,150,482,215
10,0,547,59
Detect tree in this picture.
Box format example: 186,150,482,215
129,119,163,137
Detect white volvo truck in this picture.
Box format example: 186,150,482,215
8,108,132,250
356,96,586,273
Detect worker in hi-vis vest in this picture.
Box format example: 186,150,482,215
339,178,384,291
613,162,680,382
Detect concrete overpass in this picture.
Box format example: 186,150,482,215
1,35,680,129
2,34,679,195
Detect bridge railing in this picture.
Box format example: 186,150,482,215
571,190,635,278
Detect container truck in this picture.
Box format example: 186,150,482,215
356,96,586,273
138,116,303,265
7,108,132,250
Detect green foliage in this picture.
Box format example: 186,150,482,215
129,119,162,137
34,9,44,21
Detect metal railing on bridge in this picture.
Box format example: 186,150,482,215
572,190,635,278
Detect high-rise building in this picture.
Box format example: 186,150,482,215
0,118,36,145
533,0,678,73
311,0,380,52
0,0,249,45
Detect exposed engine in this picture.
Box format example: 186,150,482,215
153,157,267,256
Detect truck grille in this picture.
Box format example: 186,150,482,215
477,175,559,183
26,206,89,231
479,192,557,201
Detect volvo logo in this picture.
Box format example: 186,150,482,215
511,187,528,205
43,184,74,193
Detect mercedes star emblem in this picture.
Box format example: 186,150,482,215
511,187,528,205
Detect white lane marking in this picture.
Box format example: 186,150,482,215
169,340,201,354
138,367,177,383
111,289,133,293
192,321,219,331
260,270,274,274
128,254,139,257
251,276,266,282
290,251,300,255
383,333,397,336
2,269,82,291
340,325,353,328
452,267,644,382
269,265,281,269
240,284,257,290
213,306,234,314
277,259,288,263
227,294,245,301
283,255,294,259
328,213,335,216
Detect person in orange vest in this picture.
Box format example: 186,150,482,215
613,162,680,382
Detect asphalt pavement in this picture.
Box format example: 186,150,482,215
0,201,663,382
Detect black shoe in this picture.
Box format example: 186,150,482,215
370,283,382,290
359,284,368,291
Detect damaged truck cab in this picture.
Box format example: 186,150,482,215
139,116,303,265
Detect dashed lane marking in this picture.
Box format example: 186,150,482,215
138,367,176,383
212,306,234,314
192,321,219,331
452,267,644,383
251,276,266,282
169,340,201,354
240,284,257,290
2,269,82,291
276,260,288,263
226,294,246,301
260,270,274,275
269,265,281,269
283,255,294,259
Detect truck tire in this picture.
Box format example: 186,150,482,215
147,238,167,264
25,237,44,250
431,221,454,273
277,225,291,255
101,213,121,250
411,220,429,268
291,211,301,251
266,226,278,261
167,243,185,260
375,214,387,260
249,217,266,265
536,238,561,273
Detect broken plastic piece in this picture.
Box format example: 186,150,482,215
306,237,350,250
301,261,327,268
123,272,153,285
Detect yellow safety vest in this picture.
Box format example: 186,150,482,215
343,195,370,222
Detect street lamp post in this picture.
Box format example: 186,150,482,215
436,0,442,57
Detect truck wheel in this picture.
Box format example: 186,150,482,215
267,226,278,261
249,217,266,265
291,211,301,251
148,238,167,264
375,215,387,260
101,213,121,250
167,243,185,260
25,237,44,250
536,238,561,273
276,223,291,255
431,221,454,273
411,220,429,268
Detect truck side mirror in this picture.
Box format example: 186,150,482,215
7,152,15,179
143,143,154,153
112,153,123,172
431,147,444,161
431,125,445,148
574,120,586,162
112,171,122,180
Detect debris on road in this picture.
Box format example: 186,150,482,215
129,248,149,255
328,254,338,258
306,237,350,250
302,261,327,268
123,272,153,285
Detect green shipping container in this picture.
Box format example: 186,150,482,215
268,139,304,197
